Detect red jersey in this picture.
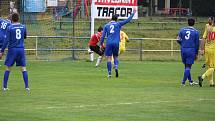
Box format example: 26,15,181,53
88,32,102,46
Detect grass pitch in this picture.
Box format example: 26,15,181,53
0,61,215,121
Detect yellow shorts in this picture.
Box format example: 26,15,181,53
205,47,215,68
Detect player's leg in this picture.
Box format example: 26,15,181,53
199,68,214,86
95,56,103,67
3,66,12,91
94,45,104,67
105,45,112,77
187,49,197,85
186,64,198,85
20,66,30,91
106,56,112,77
207,69,214,87
89,46,97,62
113,47,124,68
111,56,114,66
113,44,120,78
208,49,215,86
199,48,215,87
182,64,192,85
180,50,187,85
17,48,29,90
2,49,15,90
181,49,196,85
113,56,119,77
88,48,94,62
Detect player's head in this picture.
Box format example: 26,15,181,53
111,14,118,21
11,12,19,23
208,16,214,25
97,26,103,32
188,18,195,26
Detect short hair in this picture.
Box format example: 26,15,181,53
97,26,103,32
11,13,19,22
188,18,195,26
209,16,214,20
111,14,118,21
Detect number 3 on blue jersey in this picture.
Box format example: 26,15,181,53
185,31,190,40
110,25,114,33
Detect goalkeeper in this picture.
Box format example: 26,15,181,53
88,26,105,67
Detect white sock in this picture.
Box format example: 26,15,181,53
90,53,94,62
95,56,102,66
88,49,94,62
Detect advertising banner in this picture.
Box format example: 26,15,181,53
91,0,138,19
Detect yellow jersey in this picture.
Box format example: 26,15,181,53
120,31,129,51
203,24,215,49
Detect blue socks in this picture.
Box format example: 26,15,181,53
2,70,29,89
182,68,191,84
3,70,10,88
107,61,112,75
187,70,193,83
22,71,29,88
114,58,119,70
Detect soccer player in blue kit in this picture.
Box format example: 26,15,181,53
0,13,30,91
100,8,136,78
177,18,200,86
0,16,11,49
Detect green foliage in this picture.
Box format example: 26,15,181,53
192,0,215,16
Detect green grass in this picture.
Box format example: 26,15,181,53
0,61,215,121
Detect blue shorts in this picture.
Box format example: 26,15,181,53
105,43,119,57
5,48,26,67
181,48,196,65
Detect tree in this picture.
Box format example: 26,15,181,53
192,0,215,16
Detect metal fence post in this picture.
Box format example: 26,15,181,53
72,0,75,60
140,39,143,61
35,36,38,59
171,39,174,56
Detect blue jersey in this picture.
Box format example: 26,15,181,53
1,23,27,53
100,13,135,46
178,26,200,54
0,19,11,46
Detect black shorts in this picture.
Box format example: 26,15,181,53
89,45,104,56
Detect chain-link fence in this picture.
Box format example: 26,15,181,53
22,36,182,61
0,0,207,61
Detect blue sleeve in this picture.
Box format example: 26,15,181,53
177,30,182,45
100,26,106,46
1,27,10,53
118,12,135,27
195,31,200,55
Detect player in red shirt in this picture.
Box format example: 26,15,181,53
88,26,105,67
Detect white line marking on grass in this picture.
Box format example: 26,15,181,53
36,98,215,110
